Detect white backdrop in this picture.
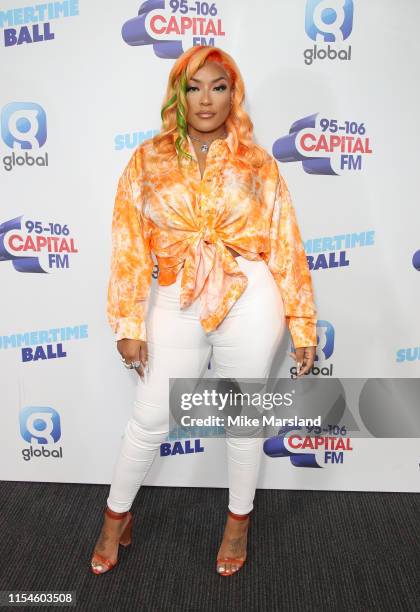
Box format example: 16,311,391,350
1,0,420,492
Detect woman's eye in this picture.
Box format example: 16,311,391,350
186,84,227,92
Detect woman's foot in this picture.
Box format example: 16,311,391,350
91,510,132,573
216,512,250,575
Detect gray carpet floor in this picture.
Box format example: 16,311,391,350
1,481,419,611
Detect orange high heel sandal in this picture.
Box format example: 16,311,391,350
216,509,251,576
90,506,133,575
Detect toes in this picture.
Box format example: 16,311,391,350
217,560,242,574
217,557,244,575
217,560,231,574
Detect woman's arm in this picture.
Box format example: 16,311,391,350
262,158,317,350
107,151,154,343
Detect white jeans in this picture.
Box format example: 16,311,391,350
107,256,286,515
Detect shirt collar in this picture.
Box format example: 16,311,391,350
185,129,234,162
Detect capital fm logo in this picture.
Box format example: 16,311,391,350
0,215,79,273
1,1,79,47
264,425,353,468
273,113,373,175
290,320,335,377
1,102,49,171
304,0,354,65
412,250,420,271
397,246,420,364
19,406,63,461
121,0,226,59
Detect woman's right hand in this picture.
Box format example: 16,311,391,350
117,338,148,379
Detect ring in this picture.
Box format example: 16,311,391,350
121,356,134,369
121,356,142,370
121,356,131,369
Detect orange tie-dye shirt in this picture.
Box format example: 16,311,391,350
107,132,317,348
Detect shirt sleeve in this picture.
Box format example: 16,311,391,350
262,159,317,349
107,150,154,342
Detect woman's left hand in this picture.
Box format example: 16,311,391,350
288,346,317,377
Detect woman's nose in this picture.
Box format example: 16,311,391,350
200,89,211,105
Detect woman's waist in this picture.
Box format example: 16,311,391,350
154,254,271,299
154,243,263,271
152,232,269,267
151,258,277,318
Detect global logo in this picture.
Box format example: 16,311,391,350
290,320,335,377
273,113,373,175
0,215,78,273
305,0,353,41
20,406,61,444
304,0,354,65
316,320,335,360
1,101,48,171
264,425,353,468
19,406,63,461
121,0,226,59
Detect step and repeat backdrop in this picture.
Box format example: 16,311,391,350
1,0,420,492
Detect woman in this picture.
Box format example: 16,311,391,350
91,45,317,577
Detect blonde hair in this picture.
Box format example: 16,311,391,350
152,45,267,168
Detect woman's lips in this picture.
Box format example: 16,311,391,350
197,113,215,118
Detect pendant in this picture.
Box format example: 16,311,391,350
200,143,209,153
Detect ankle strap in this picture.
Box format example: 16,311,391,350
105,506,129,520
228,509,251,521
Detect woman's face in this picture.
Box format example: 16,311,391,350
186,61,233,134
